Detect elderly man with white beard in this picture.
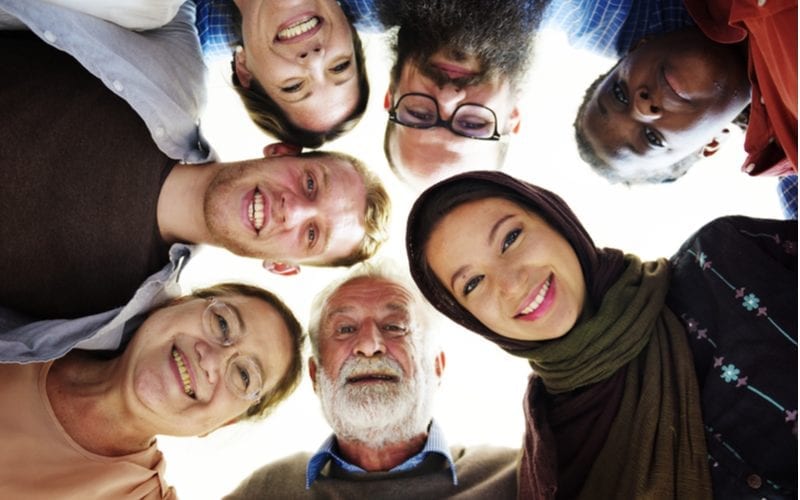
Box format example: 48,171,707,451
226,264,519,499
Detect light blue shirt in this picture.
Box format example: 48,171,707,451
0,245,191,363
0,0,213,164
305,419,458,488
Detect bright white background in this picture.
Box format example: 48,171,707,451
158,29,783,499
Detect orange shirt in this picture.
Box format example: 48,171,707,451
685,0,798,176
0,362,176,499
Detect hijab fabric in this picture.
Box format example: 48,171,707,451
406,171,711,499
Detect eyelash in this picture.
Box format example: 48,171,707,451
281,82,303,93
502,229,521,253
331,60,351,73
644,127,664,147
612,81,629,105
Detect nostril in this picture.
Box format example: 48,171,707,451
650,105,660,113
639,90,649,100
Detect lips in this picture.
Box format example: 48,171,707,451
515,274,555,320
276,15,322,42
345,372,400,384
661,66,690,102
171,346,197,399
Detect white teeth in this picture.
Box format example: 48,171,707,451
172,347,195,398
520,277,551,316
277,17,319,40
250,191,265,231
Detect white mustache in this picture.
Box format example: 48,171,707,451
338,356,404,383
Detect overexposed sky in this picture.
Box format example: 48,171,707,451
159,29,783,499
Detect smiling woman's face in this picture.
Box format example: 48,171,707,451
425,197,586,341
236,0,359,132
120,295,293,437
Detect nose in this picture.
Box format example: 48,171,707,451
195,341,229,387
297,42,324,63
276,193,317,228
632,87,662,122
353,322,386,358
496,265,521,299
434,84,467,119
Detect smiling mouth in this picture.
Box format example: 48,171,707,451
346,373,399,384
516,275,552,317
249,189,265,232
277,16,320,41
172,347,196,399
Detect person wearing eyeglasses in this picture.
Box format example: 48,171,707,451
0,281,304,499
378,0,548,189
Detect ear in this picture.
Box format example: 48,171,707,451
702,128,730,158
434,351,446,378
262,142,303,158
508,106,521,135
384,88,392,111
309,357,319,392
264,261,301,276
233,46,254,89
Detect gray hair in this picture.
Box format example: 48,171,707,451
308,261,437,361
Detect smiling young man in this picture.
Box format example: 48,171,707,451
378,0,547,188
226,265,519,499
0,30,389,320
575,0,797,185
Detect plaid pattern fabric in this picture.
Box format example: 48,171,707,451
543,0,694,58
305,420,457,488
339,0,384,32
778,175,798,220
194,0,239,59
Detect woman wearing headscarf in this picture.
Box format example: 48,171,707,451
406,170,796,499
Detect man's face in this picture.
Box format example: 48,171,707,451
312,277,438,445
579,28,750,180
237,0,360,132
203,152,367,265
385,52,520,186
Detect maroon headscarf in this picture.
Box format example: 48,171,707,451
405,170,626,352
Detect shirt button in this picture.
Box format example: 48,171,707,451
747,473,762,489
112,80,124,92
155,126,165,137
43,30,57,43
768,136,775,143
745,163,756,173
757,0,767,5
760,96,766,105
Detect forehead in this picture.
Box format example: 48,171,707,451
279,82,360,133
324,278,416,320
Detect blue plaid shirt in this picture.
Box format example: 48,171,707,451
305,420,457,488
778,175,798,220
193,0,382,60
542,0,695,58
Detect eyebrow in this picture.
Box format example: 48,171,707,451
314,166,332,257
227,301,246,335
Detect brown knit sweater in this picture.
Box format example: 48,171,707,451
226,445,520,500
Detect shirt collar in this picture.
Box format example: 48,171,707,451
305,419,457,488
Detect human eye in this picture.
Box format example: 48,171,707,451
281,81,303,93
305,173,316,196
644,127,665,148
407,108,434,121
462,275,484,296
235,364,251,389
501,229,521,253
330,59,352,73
457,117,490,130
307,225,317,247
612,81,629,105
336,324,357,334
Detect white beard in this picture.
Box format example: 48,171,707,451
316,355,435,448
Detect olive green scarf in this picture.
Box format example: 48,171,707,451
520,256,711,499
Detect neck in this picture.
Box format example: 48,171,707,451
336,432,428,472
46,352,153,456
157,162,218,244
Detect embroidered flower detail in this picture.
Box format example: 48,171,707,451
783,240,796,255
713,356,724,368
757,306,768,317
772,233,781,244
786,410,797,423
742,293,760,311
697,328,708,340
736,376,748,387
685,317,698,332
735,287,746,299
721,364,740,383
697,252,708,268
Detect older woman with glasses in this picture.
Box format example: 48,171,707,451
0,282,304,499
